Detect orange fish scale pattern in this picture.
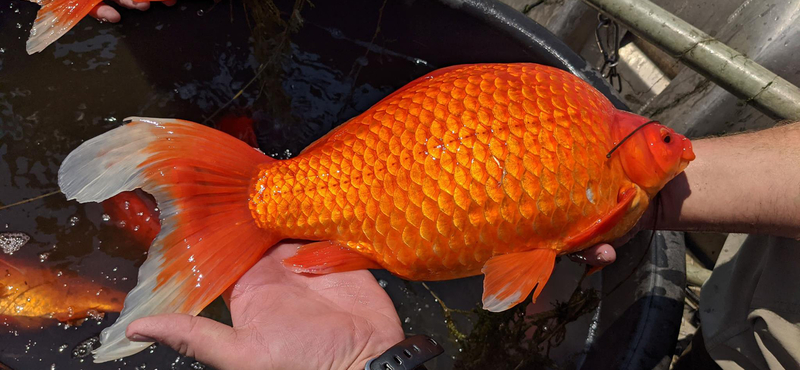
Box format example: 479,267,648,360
250,64,625,280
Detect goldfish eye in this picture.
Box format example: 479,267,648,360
663,135,671,143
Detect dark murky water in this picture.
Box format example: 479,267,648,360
0,1,600,369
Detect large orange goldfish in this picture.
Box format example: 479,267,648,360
58,63,694,362
0,257,126,328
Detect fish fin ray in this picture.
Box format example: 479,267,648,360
564,187,636,248
59,117,277,362
481,249,557,312
282,241,380,274
26,0,104,54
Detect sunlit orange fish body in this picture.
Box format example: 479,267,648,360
59,63,694,361
0,258,126,328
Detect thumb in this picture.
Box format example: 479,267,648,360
126,314,240,369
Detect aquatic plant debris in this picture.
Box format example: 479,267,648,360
425,275,601,369
0,232,31,255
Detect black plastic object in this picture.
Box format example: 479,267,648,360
582,231,686,370
367,335,445,370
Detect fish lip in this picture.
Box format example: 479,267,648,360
681,138,696,161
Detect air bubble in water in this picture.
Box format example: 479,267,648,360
102,214,111,222
0,232,30,254
69,216,80,226
378,279,388,288
72,337,100,358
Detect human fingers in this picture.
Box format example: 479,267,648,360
568,243,616,266
111,0,151,11
88,4,122,23
127,313,242,370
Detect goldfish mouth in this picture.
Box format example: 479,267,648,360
681,138,696,162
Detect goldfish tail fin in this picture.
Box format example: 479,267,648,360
26,0,104,54
59,117,277,362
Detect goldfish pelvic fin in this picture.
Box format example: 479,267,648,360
586,264,605,277
26,0,104,54
481,249,557,312
564,187,636,248
282,241,381,274
59,117,277,363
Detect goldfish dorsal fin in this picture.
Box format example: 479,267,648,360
26,0,104,54
481,249,557,312
564,187,637,249
59,117,276,362
282,241,381,274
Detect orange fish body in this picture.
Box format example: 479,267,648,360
254,64,679,282
0,257,126,328
59,63,694,361
102,190,161,249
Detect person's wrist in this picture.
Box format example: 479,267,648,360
651,172,689,231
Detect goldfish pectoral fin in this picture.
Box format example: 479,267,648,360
59,117,277,363
26,0,105,54
481,249,557,312
282,241,381,274
564,187,637,248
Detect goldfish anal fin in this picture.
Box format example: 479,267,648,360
282,241,380,274
59,117,277,362
564,188,636,249
26,0,104,54
481,249,557,312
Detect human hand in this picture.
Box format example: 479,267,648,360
125,242,404,370
89,0,177,23
569,196,658,267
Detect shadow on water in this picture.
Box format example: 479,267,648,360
0,0,683,369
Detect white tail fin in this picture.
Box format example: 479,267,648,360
59,117,278,362
26,0,104,54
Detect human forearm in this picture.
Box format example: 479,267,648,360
656,122,800,239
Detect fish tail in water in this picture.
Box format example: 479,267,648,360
25,0,105,54
58,117,278,363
